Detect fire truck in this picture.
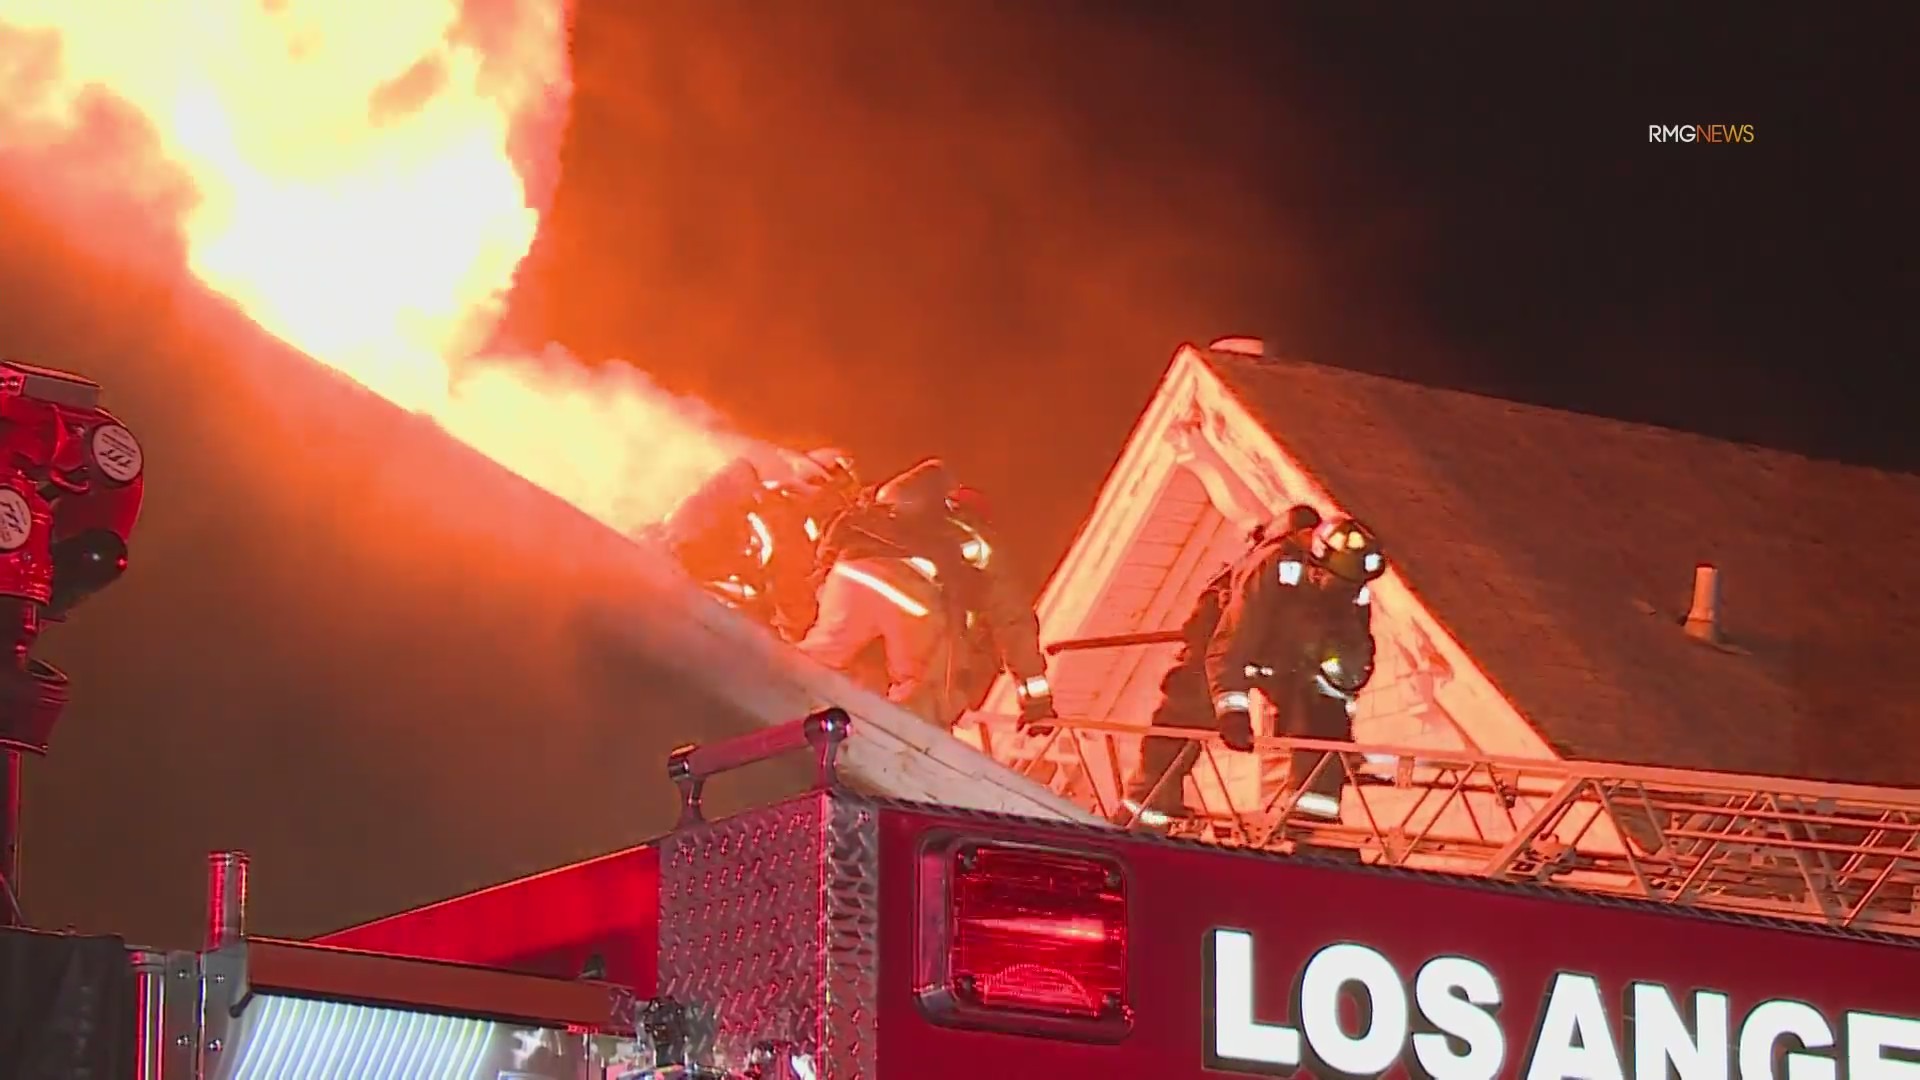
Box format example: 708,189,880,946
32,707,1888,1080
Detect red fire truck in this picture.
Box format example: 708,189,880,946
3,707,1913,1077
184,707,1903,1080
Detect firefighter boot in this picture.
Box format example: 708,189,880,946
1280,736,1358,860
1115,741,1198,831
1294,842,1364,865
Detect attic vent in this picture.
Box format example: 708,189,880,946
1683,563,1722,644
1207,336,1266,357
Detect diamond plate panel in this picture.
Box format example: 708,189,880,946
820,794,880,1079
659,792,879,1080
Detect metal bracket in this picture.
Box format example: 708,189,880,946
634,996,738,1077
747,1040,813,1080
198,945,246,1075
156,950,202,1080
640,997,694,1067
668,708,851,828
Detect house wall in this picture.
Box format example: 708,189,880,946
1183,349,1556,762
1182,350,1625,855
965,344,1624,860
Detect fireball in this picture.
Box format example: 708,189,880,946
0,0,754,532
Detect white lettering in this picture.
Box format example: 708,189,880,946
1210,929,1300,1066
1739,1001,1835,1080
1630,983,1729,1080
1412,956,1505,1080
1201,930,1920,1080
1528,974,1625,1080
1848,1012,1920,1080
1301,944,1409,1076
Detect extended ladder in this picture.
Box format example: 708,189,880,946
966,712,1920,939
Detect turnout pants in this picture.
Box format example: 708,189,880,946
1273,680,1354,816
1124,667,1353,818
799,557,960,727
1126,667,1214,816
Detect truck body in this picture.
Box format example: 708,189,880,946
313,712,1920,1080
8,710,1920,1078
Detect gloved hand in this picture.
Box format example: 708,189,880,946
1313,673,1354,702
1219,708,1256,752
1015,674,1057,733
1319,652,1373,695
1018,691,1058,734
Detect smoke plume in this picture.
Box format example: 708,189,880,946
0,2,1431,944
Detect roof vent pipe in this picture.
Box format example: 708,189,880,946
1684,564,1722,644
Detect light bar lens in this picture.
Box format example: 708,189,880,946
947,845,1128,1020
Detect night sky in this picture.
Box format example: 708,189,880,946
1,4,1911,946
509,3,1914,590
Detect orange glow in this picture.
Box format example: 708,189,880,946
1,1,759,531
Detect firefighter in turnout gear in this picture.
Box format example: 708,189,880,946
943,485,1056,730
665,448,858,642
800,459,1053,728
786,447,863,546
1119,507,1384,831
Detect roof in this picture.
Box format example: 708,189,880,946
1205,352,1920,785
4,218,1095,946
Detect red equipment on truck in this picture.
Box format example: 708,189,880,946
0,359,145,926
294,709,1920,1080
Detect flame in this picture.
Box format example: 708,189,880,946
0,0,759,532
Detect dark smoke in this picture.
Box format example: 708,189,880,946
499,3,1431,601
0,198,812,948
507,3,1914,533
0,1,902,947
0,1,1562,946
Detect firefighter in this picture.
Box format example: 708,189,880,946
943,485,1057,731
664,451,844,642
753,447,868,639
784,447,863,548
800,459,1054,728
1118,507,1383,832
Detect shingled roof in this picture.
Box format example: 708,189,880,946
1204,353,1920,786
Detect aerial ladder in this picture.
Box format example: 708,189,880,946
627,461,1920,939
961,635,1920,941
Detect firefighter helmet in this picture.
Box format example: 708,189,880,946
946,486,995,569
803,447,861,498
1249,504,1320,545
946,485,991,522
1282,503,1328,530
1278,503,1322,539
1310,516,1385,583
805,446,855,476
874,458,955,515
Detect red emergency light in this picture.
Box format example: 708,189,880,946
916,839,1132,1043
